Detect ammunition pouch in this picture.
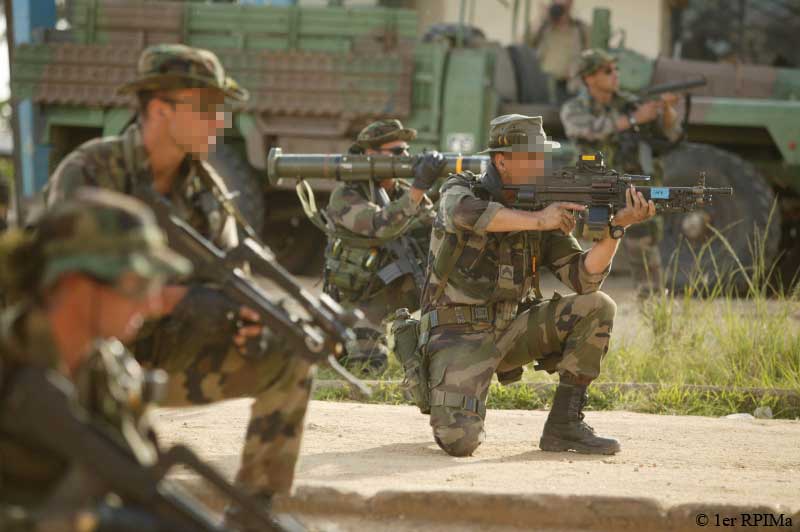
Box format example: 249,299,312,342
324,239,384,301
391,308,430,414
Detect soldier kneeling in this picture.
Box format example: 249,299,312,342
418,114,655,456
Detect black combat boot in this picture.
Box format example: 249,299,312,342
223,493,308,532
539,382,620,455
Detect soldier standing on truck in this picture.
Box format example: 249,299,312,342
528,0,589,103
322,120,445,374
561,49,682,298
0,189,192,531
419,114,656,457
45,44,309,531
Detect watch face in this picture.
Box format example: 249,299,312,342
611,226,625,239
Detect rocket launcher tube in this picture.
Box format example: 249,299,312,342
267,147,489,185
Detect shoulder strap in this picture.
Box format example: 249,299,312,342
195,160,263,243
430,231,467,303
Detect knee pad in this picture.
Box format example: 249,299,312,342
431,414,485,457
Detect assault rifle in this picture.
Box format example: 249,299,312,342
635,77,707,101
505,153,733,239
618,77,707,170
135,185,370,396
1,364,283,532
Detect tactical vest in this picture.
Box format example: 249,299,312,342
427,172,542,329
299,180,426,303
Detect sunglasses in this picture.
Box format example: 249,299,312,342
158,97,227,121
380,145,410,156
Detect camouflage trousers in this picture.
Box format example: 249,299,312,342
424,291,616,457
133,286,313,496
341,274,419,373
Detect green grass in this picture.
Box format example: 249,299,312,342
317,212,800,419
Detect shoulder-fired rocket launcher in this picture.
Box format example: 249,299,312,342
267,147,489,185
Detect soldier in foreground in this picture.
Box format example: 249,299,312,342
323,120,445,373
0,189,191,530
420,114,655,457
561,49,681,297
46,44,310,530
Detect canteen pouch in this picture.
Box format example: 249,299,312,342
391,308,430,414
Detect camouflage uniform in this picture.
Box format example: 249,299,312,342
45,44,313,501
0,190,189,531
324,120,435,373
561,49,683,296
420,114,618,457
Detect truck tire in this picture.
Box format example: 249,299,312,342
208,144,324,275
207,143,265,235
506,45,551,104
659,143,781,294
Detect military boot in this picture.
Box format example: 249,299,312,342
539,382,620,455
223,493,308,532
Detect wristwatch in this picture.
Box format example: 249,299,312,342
609,224,626,240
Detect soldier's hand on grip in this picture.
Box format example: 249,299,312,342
538,202,586,235
632,100,661,125
412,150,446,191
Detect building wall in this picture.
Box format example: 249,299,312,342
416,0,668,59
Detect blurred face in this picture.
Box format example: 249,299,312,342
93,271,165,343
151,88,228,157
584,62,620,93
493,151,547,185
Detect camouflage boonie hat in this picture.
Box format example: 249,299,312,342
37,188,191,287
117,44,249,101
576,48,617,78
478,114,560,154
353,119,417,150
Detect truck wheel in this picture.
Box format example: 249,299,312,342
261,191,326,276
208,144,323,275
659,143,781,294
506,45,551,104
207,143,265,235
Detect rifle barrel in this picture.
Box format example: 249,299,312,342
639,77,707,97
267,147,489,185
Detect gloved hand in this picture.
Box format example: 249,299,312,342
412,150,446,191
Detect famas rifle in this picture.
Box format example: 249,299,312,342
135,185,371,397
1,353,285,532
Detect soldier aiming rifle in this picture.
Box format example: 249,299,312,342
561,48,706,298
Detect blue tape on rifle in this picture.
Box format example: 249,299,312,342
650,187,670,199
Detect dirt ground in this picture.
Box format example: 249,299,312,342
153,400,800,531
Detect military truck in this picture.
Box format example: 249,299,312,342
9,0,800,289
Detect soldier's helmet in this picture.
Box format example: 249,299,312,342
117,43,249,101
350,119,417,153
576,48,617,78
479,114,560,154
15,188,191,291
